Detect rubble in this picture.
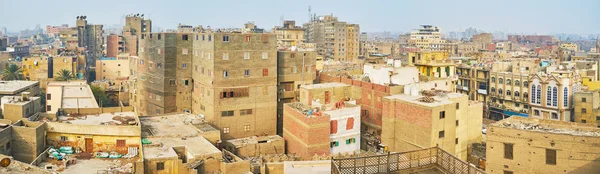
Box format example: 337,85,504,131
500,121,600,137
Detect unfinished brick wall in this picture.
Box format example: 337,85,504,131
282,104,330,159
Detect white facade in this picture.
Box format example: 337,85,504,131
324,105,361,155
529,73,581,121
363,64,419,86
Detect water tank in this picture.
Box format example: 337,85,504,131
404,85,411,95
410,84,420,96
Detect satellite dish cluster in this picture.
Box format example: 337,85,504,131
127,13,145,18
76,16,87,20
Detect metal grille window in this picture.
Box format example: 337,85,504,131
221,111,234,117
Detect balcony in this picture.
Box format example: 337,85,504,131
477,89,487,95
331,147,485,174
280,90,296,99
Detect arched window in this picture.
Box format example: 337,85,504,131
491,77,496,82
531,85,536,104
563,87,568,107
524,92,528,100
499,78,504,84
507,90,512,96
499,88,503,95
536,85,541,104
552,87,558,106
515,91,520,97
524,81,529,87
546,86,552,106
491,87,496,93
515,80,521,86
507,79,512,85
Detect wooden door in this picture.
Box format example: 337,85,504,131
85,138,93,152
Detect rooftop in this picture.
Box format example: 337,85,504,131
226,135,283,148
0,154,52,174
300,82,348,90
0,81,39,95
57,112,138,126
384,90,464,107
143,136,221,160
47,81,99,109
1,96,40,105
492,117,600,137
140,113,211,137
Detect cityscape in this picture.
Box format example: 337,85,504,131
0,0,599,174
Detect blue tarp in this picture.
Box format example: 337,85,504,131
504,110,528,117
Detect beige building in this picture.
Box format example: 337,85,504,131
96,54,130,81
560,43,579,52
45,81,99,114
489,72,530,120
273,20,306,49
191,27,278,140
381,91,483,160
408,25,457,54
1,93,41,122
573,90,600,127
304,15,360,62
529,72,582,121
486,116,600,174
0,81,40,98
456,64,490,102
223,135,284,158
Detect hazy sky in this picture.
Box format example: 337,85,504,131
1,0,599,34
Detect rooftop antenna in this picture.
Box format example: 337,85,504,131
308,6,312,22
280,15,284,26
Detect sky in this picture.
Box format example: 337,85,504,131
1,0,599,35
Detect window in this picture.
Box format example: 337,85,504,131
582,120,587,123
515,91,520,97
116,140,126,147
223,127,230,134
222,53,229,60
546,149,556,165
456,120,459,126
552,87,558,106
346,118,354,130
330,120,338,134
507,90,511,96
582,108,587,113
439,111,445,119
244,69,250,77
551,113,558,119
202,35,205,40
290,53,296,58
531,85,536,103
330,141,339,147
157,48,162,55
534,110,540,116
223,35,229,42
504,143,513,159
346,138,356,144
170,80,175,86
221,111,234,117
438,131,445,138
597,116,600,121
491,87,496,93
207,53,211,59
455,138,458,144
208,35,212,41
582,97,587,103
245,35,251,42
47,105,51,111
244,125,250,132
182,48,188,55
547,86,552,106
456,103,459,109
499,78,503,84
262,52,268,59
223,70,229,78
504,171,514,174
515,103,520,107
156,162,165,170
262,68,268,76
536,85,541,104
244,52,250,59
515,80,520,86
491,77,496,82
240,109,253,115
183,80,189,86
47,94,51,100
182,63,187,69
158,34,161,40
506,79,511,85
60,136,68,141
524,81,529,86
182,35,189,40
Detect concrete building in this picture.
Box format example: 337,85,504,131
0,120,46,164
560,43,579,52
1,93,41,122
283,83,361,159
96,55,130,81
0,37,7,51
273,20,306,49
123,14,151,36
45,81,99,114
486,116,600,174
0,81,40,98
223,135,284,158
381,90,483,161
573,90,600,127
529,72,582,121
304,15,360,62
75,16,104,67
276,48,317,134
46,24,69,36
456,64,490,102
407,51,456,78
489,72,531,120
106,34,124,57
508,35,556,45
408,25,457,54
21,55,79,83
191,28,278,140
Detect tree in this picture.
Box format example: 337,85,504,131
55,69,75,81
90,85,110,107
1,64,24,81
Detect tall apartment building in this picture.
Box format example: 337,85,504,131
191,28,278,140
276,48,317,135
456,64,490,102
486,116,600,174
573,90,600,127
106,34,123,57
123,14,151,36
131,32,193,116
381,90,483,160
529,72,582,121
408,25,457,54
406,51,455,78
273,20,306,49
75,16,104,67
489,72,530,120
304,15,360,62
46,24,69,36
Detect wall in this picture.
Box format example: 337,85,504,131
11,120,46,163
283,104,330,160
325,106,361,155
0,120,12,156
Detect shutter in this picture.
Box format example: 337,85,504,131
346,118,354,130
330,120,338,134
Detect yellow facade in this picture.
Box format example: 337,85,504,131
407,51,455,78
22,56,78,83
582,77,600,91
560,43,579,51
47,132,142,154
574,91,600,127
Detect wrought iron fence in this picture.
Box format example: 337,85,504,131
331,147,486,174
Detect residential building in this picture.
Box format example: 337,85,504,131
273,20,306,49
489,72,530,120
304,14,360,62
486,116,600,174
96,55,130,81
408,25,457,54
0,81,40,98
0,37,7,51
223,135,284,158
191,27,278,140
45,81,99,114
123,14,151,36
276,48,317,135
45,24,69,36
75,16,104,67
381,90,483,161
560,43,579,52
573,90,600,127
508,35,556,45
1,93,41,122
529,72,582,121
106,34,124,57
406,51,456,78
21,55,79,83
456,64,490,102
283,83,361,159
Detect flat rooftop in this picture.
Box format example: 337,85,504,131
0,81,39,95
47,81,99,109
385,90,464,107
57,112,138,126
143,136,221,159
1,96,40,105
492,117,600,137
300,82,348,89
140,113,209,137
226,135,283,148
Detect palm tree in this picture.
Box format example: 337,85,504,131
1,64,24,81
55,69,75,81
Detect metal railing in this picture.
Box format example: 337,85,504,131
332,147,485,174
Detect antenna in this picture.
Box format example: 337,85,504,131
280,15,284,26
308,6,312,22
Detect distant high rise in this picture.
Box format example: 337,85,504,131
303,14,360,62
408,25,456,54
